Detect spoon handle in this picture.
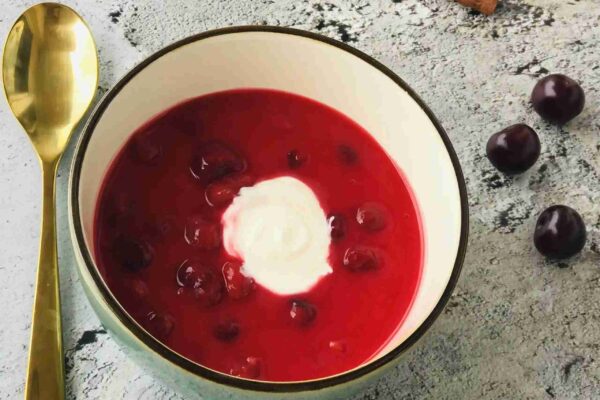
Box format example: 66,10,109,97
25,160,65,400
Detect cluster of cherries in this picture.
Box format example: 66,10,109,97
330,201,388,272
113,143,259,364
485,74,587,260
291,145,389,273
179,143,263,334
114,138,390,377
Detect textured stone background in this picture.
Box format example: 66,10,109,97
1,0,600,399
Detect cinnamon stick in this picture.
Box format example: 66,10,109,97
455,0,498,15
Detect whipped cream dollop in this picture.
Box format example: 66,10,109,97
222,176,332,295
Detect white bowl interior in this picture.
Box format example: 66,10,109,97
76,31,463,375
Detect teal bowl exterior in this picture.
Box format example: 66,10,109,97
68,26,468,399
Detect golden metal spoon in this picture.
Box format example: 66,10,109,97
2,3,98,399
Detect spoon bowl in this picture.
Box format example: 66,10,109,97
2,3,98,399
3,2,98,161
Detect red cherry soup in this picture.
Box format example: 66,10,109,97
95,89,422,381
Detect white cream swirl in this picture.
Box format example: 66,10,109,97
222,176,332,295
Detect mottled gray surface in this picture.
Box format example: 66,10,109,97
1,0,600,399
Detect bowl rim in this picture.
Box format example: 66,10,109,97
69,25,469,393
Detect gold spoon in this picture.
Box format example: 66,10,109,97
3,3,98,399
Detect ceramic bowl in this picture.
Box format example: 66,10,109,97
69,26,468,399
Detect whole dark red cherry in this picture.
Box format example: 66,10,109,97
329,340,347,353
175,260,224,306
214,320,240,342
337,145,358,165
184,216,221,250
176,259,203,288
327,214,346,240
205,173,255,207
190,142,246,183
205,181,237,207
143,311,174,340
287,150,307,169
343,246,379,272
112,238,154,271
531,74,585,125
193,271,225,307
534,205,586,260
356,202,388,231
129,279,149,300
222,261,255,300
486,124,541,174
289,300,317,326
